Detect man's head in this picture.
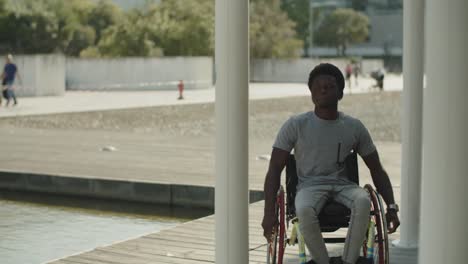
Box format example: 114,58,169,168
6,54,12,63
307,63,345,107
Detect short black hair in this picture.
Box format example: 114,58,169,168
307,63,345,92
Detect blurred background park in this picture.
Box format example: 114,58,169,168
0,0,404,97
0,0,402,61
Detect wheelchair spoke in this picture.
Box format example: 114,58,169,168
267,186,287,264
364,184,389,264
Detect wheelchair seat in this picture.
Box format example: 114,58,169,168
285,152,359,232
318,201,351,231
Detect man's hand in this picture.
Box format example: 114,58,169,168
386,210,400,233
261,213,276,242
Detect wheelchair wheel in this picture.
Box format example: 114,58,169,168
364,184,389,264
267,186,286,264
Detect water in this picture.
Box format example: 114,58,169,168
0,191,211,264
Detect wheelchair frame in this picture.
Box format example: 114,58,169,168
267,153,389,264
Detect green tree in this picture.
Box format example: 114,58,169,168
0,0,304,58
65,25,96,56
89,0,214,57
51,0,96,56
93,9,162,57
250,0,303,58
147,0,214,56
280,0,311,56
315,8,369,56
0,0,97,55
0,0,59,53
87,0,122,44
79,46,101,58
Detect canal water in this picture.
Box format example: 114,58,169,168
0,190,211,264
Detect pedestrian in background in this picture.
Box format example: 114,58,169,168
345,63,353,92
178,80,184,100
1,54,21,106
370,68,385,91
353,62,360,87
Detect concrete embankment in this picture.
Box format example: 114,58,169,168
0,170,264,210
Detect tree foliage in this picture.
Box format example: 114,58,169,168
148,0,214,56
250,0,303,58
279,0,310,56
90,9,163,57
87,0,122,44
88,0,214,58
315,8,369,56
0,0,303,58
0,0,109,55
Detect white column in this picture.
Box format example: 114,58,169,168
215,0,249,263
419,1,468,263
396,0,424,249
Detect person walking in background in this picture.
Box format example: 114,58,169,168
177,80,184,100
353,62,360,87
1,54,21,106
345,63,353,92
371,67,385,91
376,68,385,91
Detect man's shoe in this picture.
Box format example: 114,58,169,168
329,256,343,264
356,256,372,264
306,260,318,264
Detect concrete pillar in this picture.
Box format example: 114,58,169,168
395,0,424,249
214,0,249,263
419,1,468,263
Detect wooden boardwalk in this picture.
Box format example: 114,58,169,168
48,201,355,264
48,202,289,264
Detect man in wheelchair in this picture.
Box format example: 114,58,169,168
262,63,400,264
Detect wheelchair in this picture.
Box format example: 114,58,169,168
267,152,389,264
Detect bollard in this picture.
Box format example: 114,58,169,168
177,80,184,100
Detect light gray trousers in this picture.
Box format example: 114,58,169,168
295,184,371,264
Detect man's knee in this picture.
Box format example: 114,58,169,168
296,206,319,223
352,193,371,212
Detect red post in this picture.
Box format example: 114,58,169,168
178,80,184,100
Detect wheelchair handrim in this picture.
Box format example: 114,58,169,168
365,184,389,264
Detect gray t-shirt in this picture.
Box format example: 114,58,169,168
273,111,376,190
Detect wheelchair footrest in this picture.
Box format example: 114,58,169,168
323,237,346,243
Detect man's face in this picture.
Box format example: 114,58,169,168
310,74,340,107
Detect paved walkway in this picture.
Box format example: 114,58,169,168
0,127,401,194
0,75,402,117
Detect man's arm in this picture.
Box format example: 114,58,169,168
362,150,395,205
362,150,400,233
16,70,22,84
262,147,290,241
